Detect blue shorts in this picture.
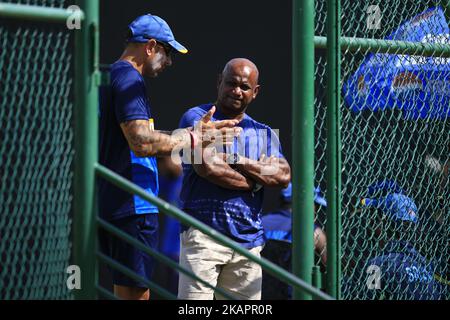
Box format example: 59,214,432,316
99,214,159,288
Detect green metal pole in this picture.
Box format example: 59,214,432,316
292,0,315,300
74,0,99,300
97,218,238,300
95,164,334,300
312,266,322,299
0,3,84,23
97,253,177,300
314,36,450,57
325,0,342,299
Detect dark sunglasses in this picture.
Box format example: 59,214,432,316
156,41,172,56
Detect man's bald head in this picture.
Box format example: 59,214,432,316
222,58,259,84
216,58,261,118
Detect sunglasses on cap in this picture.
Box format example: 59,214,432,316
156,40,172,56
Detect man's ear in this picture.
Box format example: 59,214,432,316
145,39,157,56
253,85,261,99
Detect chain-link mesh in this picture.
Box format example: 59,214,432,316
0,0,66,8
314,0,449,299
0,0,74,299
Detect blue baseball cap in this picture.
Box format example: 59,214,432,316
127,14,188,54
280,183,292,201
361,193,418,223
281,183,327,207
367,179,405,196
314,186,327,207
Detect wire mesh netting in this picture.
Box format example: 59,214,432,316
0,0,74,299
315,0,449,299
0,0,66,7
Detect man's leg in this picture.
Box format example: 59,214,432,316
104,214,159,300
216,245,263,300
178,228,232,300
114,285,149,300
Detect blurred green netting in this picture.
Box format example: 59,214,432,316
0,0,66,7
0,0,74,299
314,0,449,299
0,0,447,301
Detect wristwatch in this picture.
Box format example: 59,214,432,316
252,182,263,193
227,153,241,166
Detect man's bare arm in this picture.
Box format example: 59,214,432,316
120,120,189,157
120,106,241,158
192,149,255,191
234,155,291,188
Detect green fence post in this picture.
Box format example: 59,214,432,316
74,0,100,300
312,266,322,299
325,0,342,299
292,0,315,300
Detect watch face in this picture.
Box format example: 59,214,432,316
234,153,239,164
227,153,239,165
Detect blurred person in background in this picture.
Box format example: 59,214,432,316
155,156,183,296
261,183,327,299
353,180,447,300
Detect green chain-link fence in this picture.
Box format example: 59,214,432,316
0,0,74,299
1,0,447,301
315,0,449,299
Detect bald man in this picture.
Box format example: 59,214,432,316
177,58,291,300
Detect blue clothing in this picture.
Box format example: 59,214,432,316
178,103,285,249
99,60,159,220
99,214,159,288
365,241,444,300
262,210,292,242
158,174,183,257
261,209,321,243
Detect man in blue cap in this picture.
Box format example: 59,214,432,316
355,181,446,300
260,183,328,299
98,14,240,300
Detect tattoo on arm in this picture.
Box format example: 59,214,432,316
122,120,155,145
156,130,173,136
120,120,189,157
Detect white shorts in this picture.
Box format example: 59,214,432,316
177,227,263,300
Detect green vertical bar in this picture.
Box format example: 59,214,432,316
292,0,315,300
74,0,99,300
325,0,341,299
312,266,322,300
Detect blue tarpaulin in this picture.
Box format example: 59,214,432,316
343,7,450,120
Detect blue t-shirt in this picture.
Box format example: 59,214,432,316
262,210,292,242
98,60,159,220
178,103,285,249
261,209,321,243
364,241,445,300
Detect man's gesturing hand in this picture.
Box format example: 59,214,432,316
193,106,242,148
